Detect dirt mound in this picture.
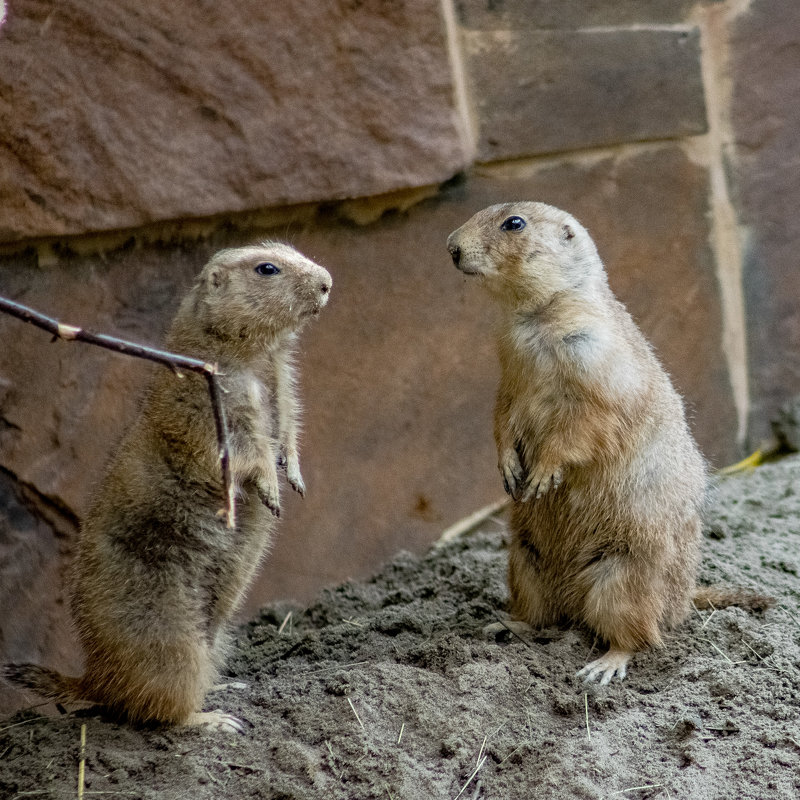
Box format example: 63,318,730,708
2,457,799,799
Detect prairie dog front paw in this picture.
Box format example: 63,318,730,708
256,478,281,518
286,454,306,497
499,447,527,501
521,465,564,503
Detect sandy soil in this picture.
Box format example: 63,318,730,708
1,455,799,800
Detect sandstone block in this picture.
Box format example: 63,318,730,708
0,0,470,243
728,0,800,444
462,28,707,161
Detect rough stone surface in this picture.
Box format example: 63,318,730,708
729,0,800,446
455,0,721,28
462,27,707,161
0,471,78,716
0,0,470,243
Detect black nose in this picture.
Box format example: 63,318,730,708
449,245,461,266
320,282,330,294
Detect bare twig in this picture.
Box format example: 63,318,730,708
701,637,747,665
453,736,488,800
584,693,591,742
324,740,342,779
0,716,49,733
302,660,370,676
436,498,509,547
0,295,236,528
347,697,364,730
277,611,293,635
701,607,717,629
77,723,86,800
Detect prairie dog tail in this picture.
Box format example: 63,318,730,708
693,585,775,613
3,663,84,703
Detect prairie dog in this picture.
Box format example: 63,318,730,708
447,202,769,683
4,243,332,730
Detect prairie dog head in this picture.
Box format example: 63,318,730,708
447,202,604,308
194,242,332,340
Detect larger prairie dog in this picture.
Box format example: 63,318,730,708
447,202,768,684
4,242,332,730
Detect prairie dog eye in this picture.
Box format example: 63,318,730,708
255,262,280,276
500,216,526,232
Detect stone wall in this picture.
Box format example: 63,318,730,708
1,0,798,713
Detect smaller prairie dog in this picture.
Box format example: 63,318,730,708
4,243,332,731
447,202,771,683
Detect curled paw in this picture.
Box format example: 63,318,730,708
499,449,527,501
286,457,306,497
521,465,563,503
256,481,281,518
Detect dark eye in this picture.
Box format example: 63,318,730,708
255,262,280,276
500,216,526,232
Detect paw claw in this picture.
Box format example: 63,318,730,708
521,467,564,503
499,449,527,501
285,455,305,496
256,480,281,517
259,492,280,517
577,650,631,685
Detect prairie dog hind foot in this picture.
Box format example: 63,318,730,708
577,648,632,685
186,710,246,735
483,619,533,640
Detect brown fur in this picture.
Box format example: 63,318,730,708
4,242,332,726
447,202,771,682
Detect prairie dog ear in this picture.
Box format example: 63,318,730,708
207,267,230,289
561,223,576,243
